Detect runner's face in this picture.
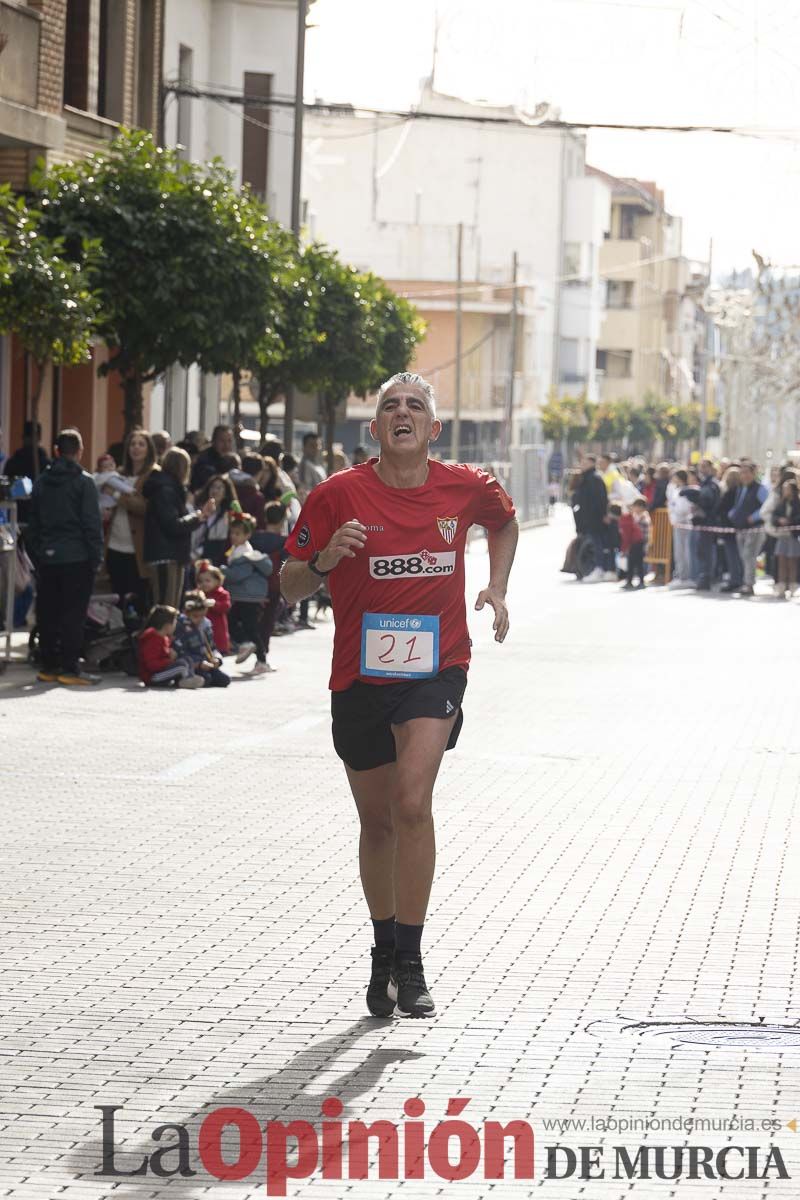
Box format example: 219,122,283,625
370,387,441,455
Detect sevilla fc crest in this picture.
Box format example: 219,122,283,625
436,517,458,545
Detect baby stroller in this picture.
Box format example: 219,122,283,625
82,594,140,674
561,534,597,580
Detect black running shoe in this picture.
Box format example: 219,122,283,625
388,952,436,1018
366,947,395,1017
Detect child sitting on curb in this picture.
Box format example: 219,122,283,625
195,560,231,654
138,605,204,689
224,509,273,675
173,591,231,687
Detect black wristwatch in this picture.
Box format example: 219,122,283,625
308,550,332,578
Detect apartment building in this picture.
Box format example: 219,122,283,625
589,168,701,408
302,84,611,454
0,0,163,464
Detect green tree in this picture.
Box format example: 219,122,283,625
293,248,377,471
626,405,657,451
192,186,291,441
589,401,623,444
0,188,98,476
33,129,286,435
243,247,424,456
641,393,671,443
327,271,424,468
674,403,701,443
246,236,324,444
640,392,703,456
540,392,591,445
283,249,423,470
360,274,426,388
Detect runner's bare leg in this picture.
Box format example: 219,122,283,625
345,762,398,920
390,713,458,924
346,713,458,924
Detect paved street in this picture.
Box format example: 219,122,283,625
2,505,800,1198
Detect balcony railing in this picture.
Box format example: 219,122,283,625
0,0,41,109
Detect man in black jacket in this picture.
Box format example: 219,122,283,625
572,455,610,581
680,458,720,590
5,420,50,481
5,421,51,523
189,424,235,492
26,429,103,686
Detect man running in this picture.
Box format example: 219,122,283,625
281,372,518,1017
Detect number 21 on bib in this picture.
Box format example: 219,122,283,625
360,613,440,679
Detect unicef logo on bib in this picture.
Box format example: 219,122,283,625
409,618,422,630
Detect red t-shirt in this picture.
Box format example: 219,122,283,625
284,459,516,691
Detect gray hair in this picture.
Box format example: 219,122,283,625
376,372,436,417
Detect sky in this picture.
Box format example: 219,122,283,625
304,0,800,274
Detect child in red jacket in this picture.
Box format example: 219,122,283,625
138,605,203,688
619,499,650,590
195,560,232,654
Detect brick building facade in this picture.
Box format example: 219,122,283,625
0,0,163,467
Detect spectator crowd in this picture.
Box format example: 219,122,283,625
1,420,372,687
565,451,800,597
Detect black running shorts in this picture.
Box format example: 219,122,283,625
331,666,468,772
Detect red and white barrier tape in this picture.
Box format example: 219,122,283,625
674,523,800,534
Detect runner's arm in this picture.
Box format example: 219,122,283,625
280,557,326,604
280,519,368,603
487,516,518,593
475,517,519,643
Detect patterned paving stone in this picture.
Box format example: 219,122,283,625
1,510,799,1198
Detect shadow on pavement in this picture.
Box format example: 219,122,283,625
67,1019,426,1193
0,670,143,699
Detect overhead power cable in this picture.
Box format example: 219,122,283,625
162,84,800,140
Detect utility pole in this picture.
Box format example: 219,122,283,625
290,0,307,235
452,223,463,462
504,251,519,456
699,237,713,454
284,0,307,452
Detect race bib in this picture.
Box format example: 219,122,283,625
360,613,439,679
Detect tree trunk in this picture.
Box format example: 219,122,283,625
257,376,271,445
231,366,242,446
123,372,143,435
323,392,336,475
30,359,46,480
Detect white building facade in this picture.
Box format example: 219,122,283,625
302,85,611,444
151,0,298,436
